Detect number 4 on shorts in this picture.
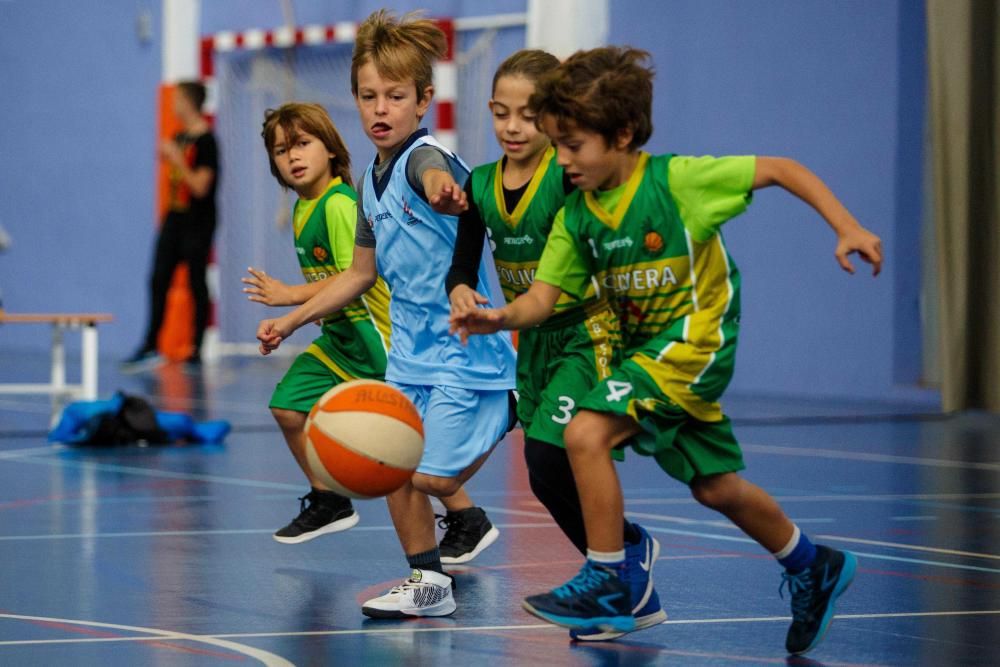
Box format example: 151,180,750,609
605,380,633,402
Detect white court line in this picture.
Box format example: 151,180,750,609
0,522,556,542
815,535,1000,561
625,511,834,531
6,455,304,491
641,526,1000,574
626,512,999,560
626,492,1000,505
0,445,66,460
0,613,292,665
742,443,1000,472
2,610,998,647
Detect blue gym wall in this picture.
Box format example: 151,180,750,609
609,0,929,403
0,0,931,405
0,0,161,358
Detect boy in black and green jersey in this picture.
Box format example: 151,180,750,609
447,50,665,640
252,104,497,559
452,48,883,655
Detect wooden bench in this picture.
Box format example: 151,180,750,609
0,312,113,403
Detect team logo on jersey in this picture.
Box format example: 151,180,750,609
401,198,420,226
644,230,665,255
313,246,328,262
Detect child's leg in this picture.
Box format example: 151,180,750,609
386,479,438,563
271,407,323,488
562,410,642,553
439,487,473,512
691,472,857,656
689,472,794,552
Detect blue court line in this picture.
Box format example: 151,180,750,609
640,526,1000,575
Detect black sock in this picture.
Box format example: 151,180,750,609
623,521,642,546
407,547,445,575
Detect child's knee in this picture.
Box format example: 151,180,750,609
271,407,304,432
563,415,606,455
411,473,461,498
690,473,741,511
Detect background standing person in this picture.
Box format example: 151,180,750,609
123,81,219,371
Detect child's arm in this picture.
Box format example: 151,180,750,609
446,179,490,318
242,267,329,306
256,246,377,354
753,157,883,275
423,168,469,216
450,280,562,344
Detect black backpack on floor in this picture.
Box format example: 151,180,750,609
85,393,169,445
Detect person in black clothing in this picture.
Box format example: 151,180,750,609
124,81,219,370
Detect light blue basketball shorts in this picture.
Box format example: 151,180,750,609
390,382,513,477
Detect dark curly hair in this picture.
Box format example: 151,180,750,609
529,47,653,150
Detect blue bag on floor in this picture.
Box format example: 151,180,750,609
48,391,230,445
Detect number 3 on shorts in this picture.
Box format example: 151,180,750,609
605,380,633,402
551,395,575,424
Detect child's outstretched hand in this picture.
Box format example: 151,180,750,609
257,316,293,355
449,307,506,345
835,225,883,276
427,179,468,216
242,267,294,306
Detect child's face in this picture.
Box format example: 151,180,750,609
489,75,550,165
271,124,335,199
541,115,632,191
355,61,431,161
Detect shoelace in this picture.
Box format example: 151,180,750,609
388,578,424,595
435,513,472,544
553,563,612,599
293,492,326,524
779,569,815,622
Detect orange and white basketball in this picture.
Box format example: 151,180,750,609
304,379,424,499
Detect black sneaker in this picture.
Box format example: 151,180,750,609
781,545,858,655
120,348,162,373
273,490,359,544
437,507,500,564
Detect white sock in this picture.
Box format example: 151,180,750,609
773,524,801,560
587,548,626,564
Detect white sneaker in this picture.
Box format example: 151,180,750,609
361,569,456,619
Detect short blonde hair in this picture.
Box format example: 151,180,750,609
350,9,447,99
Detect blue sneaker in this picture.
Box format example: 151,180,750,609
522,561,635,633
571,587,667,642
570,525,666,641
781,545,858,655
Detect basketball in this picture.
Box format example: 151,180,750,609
304,379,424,499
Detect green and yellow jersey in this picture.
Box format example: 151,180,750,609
292,177,391,379
536,152,755,421
468,146,601,318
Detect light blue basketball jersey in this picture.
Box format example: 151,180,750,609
361,130,516,390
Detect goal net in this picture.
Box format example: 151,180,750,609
210,17,524,354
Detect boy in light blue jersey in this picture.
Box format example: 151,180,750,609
257,10,516,620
